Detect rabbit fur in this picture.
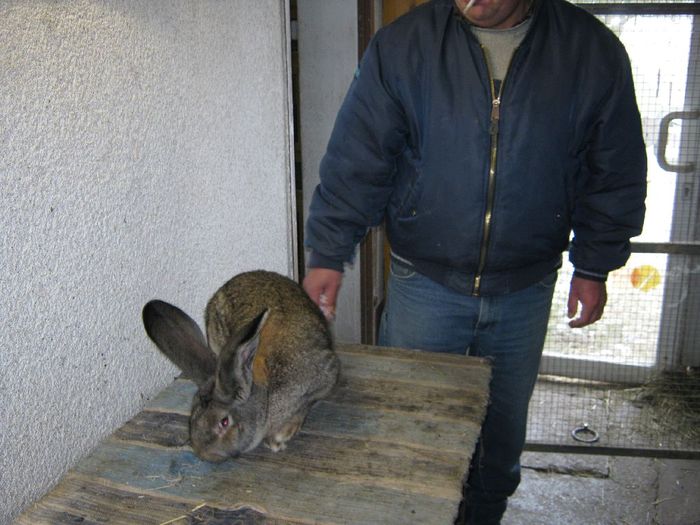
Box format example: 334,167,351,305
142,270,340,462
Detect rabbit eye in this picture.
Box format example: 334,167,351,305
220,416,230,428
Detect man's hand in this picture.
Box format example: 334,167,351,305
567,276,607,328
303,268,343,321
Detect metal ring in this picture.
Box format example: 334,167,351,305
571,424,599,443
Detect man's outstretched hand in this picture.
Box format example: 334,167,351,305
567,276,607,328
303,268,343,321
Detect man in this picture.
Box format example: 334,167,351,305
303,0,646,523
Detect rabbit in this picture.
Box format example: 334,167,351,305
141,270,340,463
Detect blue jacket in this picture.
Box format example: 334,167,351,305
306,0,647,296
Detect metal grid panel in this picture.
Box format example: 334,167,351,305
528,1,700,457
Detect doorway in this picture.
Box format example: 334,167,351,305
293,1,700,455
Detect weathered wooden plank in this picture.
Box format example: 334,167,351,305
115,410,189,447
131,395,480,455
305,399,480,453
112,409,469,499
15,473,293,525
337,345,492,390
144,378,198,413
144,345,491,415
145,345,491,416
339,343,489,368
329,375,488,421
68,438,461,525
146,373,488,427
245,429,468,499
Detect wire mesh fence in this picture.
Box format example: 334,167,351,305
530,255,700,457
528,1,700,458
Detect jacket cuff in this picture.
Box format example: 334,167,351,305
308,251,345,272
573,268,608,282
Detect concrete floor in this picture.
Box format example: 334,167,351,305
502,452,700,525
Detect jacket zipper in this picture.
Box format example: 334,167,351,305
472,45,513,296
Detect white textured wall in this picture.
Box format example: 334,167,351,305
298,0,361,343
0,1,294,522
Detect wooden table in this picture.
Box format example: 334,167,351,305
16,344,490,525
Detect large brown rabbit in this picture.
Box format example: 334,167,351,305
142,270,340,462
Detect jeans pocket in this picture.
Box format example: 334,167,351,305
390,257,416,280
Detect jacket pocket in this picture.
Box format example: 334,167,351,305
391,157,424,219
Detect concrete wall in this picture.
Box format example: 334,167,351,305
0,1,295,522
297,0,361,343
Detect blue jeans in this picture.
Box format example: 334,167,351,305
379,258,557,524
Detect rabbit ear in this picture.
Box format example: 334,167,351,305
216,309,270,403
142,300,217,386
